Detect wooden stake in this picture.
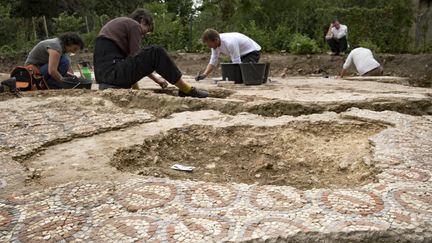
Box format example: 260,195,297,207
32,17,37,40
43,16,49,38
85,16,90,33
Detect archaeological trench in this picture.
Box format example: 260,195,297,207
0,75,432,242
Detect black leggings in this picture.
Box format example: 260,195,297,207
93,37,182,88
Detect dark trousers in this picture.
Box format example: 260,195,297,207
241,51,261,63
363,66,384,76
327,36,348,54
39,55,71,89
93,37,182,88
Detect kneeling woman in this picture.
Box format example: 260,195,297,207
25,32,85,89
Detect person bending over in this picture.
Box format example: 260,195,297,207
195,29,262,81
93,8,208,98
339,47,383,78
25,32,84,89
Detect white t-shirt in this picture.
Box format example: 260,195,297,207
329,24,348,39
209,32,261,66
343,47,381,75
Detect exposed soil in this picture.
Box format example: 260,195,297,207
1,53,431,86
111,121,386,190
173,53,432,87
0,78,429,192
100,89,432,118
3,86,431,119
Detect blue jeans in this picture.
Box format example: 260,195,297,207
39,55,70,89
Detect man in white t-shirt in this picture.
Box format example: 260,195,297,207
339,47,383,78
325,20,348,56
195,29,262,81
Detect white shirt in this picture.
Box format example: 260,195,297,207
209,32,261,66
329,24,348,39
343,47,381,75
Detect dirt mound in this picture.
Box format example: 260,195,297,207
111,121,385,189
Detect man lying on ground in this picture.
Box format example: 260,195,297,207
195,29,262,81
25,32,86,89
325,20,348,56
339,47,384,78
93,8,208,98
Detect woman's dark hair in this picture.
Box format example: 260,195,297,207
59,32,84,50
130,8,154,32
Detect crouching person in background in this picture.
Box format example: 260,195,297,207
93,8,208,98
325,20,348,56
25,32,88,89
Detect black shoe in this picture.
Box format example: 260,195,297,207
1,78,20,97
62,76,92,89
178,87,209,98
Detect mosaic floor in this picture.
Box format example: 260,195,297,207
0,107,430,242
0,98,154,158
0,86,431,242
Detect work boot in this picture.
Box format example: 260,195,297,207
178,87,209,98
1,78,20,97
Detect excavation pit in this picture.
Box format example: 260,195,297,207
111,120,386,190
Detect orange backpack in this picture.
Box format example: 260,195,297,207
10,65,49,91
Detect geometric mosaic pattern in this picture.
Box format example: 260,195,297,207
1,173,431,242
0,103,153,158
1,108,431,241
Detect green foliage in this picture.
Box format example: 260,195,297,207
0,0,427,56
358,40,381,53
52,12,84,34
97,14,111,28
81,31,98,50
0,3,35,55
272,24,292,52
289,34,320,54
242,21,272,52
425,42,432,53
314,4,413,53
141,2,186,51
0,45,16,58
0,4,19,46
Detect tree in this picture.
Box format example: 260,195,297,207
52,12,84,34
0,0,424,54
